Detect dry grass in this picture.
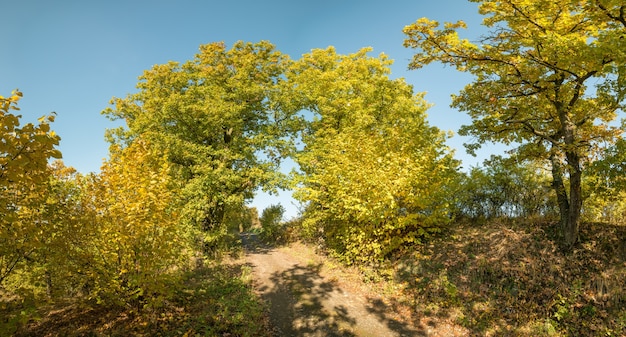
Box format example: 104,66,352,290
389,218,626,336
264,218,626,335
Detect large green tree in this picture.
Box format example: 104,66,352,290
103,41,291,244
404,0,626,247
286,47,459,261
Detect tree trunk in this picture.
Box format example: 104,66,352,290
550,152,570,233
565,150,582,247
549,150,582,248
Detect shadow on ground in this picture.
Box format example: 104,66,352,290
243,233,355,335
243,233,425,336
391,220,626,336
366,298,429,337
262,263,356,336
240,232,275,254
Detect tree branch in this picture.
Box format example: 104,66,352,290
597,2,626,27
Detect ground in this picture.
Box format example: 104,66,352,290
242,233,467,336
6,220,625,335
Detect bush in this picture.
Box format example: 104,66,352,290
259,204,286,243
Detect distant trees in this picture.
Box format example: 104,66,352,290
259,204,286,242
585,129,626,224
404,0,626,247
453,156,557,219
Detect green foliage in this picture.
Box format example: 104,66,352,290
223,204,256,233
5,262,270,336
166,263,268,336
584,131,626,224
404,0,626,246
287,47,459,262
259,204,286,243
102,41,292,245
454,156,557,219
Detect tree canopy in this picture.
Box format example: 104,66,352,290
403,0,626,246
285,47,459,261
103,41,292,244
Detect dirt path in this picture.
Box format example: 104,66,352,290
242,234,424,337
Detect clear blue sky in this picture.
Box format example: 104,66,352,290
2,0,500,218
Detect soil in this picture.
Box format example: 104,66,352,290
242,233,459,337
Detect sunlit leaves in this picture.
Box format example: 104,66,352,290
81,138,194,303
0,90,61,285
404,0,626,246
288,47,460,262
404,0,624,155
103,41,291,238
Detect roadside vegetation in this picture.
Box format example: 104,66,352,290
2,1,625,335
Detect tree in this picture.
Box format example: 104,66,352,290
454,156,556,219
286,47,459,261
80,139,194,304
103,41,291,249
585,125,626,223
37,160,87,297
259,204,285,242
404,0,626,247
0,90,61,286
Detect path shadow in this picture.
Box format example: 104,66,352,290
365,298,427,337
240,232,274,254
260,262,357,336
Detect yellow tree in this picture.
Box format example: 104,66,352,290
36,161,97,298
0,90,61,285
404,0,626,247
82,139,193,303
287,47,459,261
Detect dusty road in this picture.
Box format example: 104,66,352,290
242,234,424,337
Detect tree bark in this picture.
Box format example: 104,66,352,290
549,148,582,248
565,150,582,247
550,152,570,236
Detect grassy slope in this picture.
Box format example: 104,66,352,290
388,219,626,336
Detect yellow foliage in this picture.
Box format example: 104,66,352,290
0,90,61,285
80,138,194,303
289,48,459,262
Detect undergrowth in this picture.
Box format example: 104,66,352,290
4,218,624,336
388,218,626,336
2,259,270,337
